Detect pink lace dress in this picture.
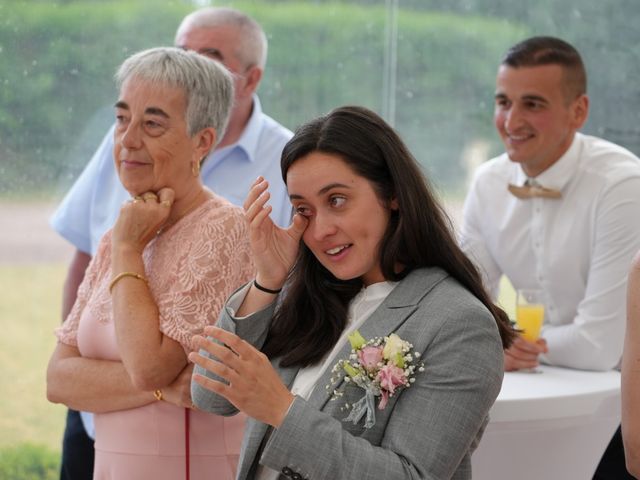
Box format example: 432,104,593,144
56,193,255,480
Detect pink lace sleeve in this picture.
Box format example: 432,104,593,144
55,235,111,346
154,204,255,351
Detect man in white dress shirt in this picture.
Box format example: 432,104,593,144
460,36,640,479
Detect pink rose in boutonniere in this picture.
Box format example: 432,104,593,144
328,330,424,429
377,364,406,409
358,345,384,372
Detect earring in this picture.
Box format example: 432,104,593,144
192,159,201,177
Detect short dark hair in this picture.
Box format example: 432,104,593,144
502,36,587,101
263,106,514,367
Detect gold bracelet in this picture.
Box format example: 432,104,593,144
109,271,147,294
153,389,163,401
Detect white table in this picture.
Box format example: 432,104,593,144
471,365,621,480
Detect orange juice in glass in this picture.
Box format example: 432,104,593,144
516,289,544,342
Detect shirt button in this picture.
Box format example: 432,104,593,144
282,467,293,476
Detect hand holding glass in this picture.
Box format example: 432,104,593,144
516,289,544,341
515,289,545,372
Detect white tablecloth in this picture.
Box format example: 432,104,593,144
472,365,621,480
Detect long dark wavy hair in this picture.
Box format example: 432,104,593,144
263,106,515,367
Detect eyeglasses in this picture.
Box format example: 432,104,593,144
176,45,255,77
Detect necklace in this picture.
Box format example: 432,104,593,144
156,189,211,236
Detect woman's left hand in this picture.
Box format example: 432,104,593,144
189,326,294,428
112,188,175,254
162,363,196,409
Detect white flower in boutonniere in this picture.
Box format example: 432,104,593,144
328,330,425,429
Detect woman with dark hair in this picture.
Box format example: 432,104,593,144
190,105,514,479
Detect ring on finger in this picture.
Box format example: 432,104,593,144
161,200,172,207
142,192,158,201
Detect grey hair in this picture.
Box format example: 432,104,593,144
115,47,234,145
175,7,268,69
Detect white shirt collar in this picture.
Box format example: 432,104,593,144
513,132,583,191
210,94,264,164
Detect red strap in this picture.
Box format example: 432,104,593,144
185,407,190,480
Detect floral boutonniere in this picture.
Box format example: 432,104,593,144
328,330,424,429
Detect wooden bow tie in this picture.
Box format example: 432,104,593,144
507,183,562,199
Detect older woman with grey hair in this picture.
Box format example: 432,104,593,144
47,47,254,479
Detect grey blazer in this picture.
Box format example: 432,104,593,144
192,267,504,480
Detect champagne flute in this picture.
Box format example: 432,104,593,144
515,288,545,373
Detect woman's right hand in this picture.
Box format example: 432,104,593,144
244,177,308,290
112,188,174,255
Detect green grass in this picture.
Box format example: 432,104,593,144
0,264,67,452
0,443,59,479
